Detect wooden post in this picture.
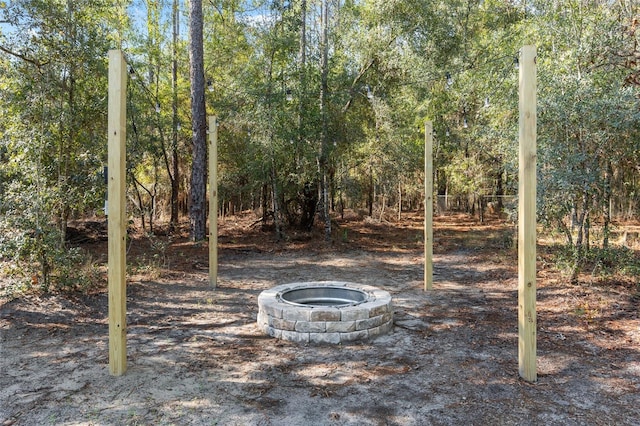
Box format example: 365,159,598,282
208,116,218,288
518,45,537,382
108,49,127,376
424,121,433,291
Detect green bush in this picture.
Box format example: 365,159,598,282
553,244,640,282
0,217,97,293
587,246,640,278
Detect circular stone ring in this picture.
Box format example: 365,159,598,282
257,281,393,344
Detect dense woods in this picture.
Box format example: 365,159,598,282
1,0,639,290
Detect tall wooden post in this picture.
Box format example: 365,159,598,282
208,116,218,288
108,49,127,376
424,121,433,291
518,45,537,382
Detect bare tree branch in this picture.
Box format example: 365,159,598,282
341,58,376,114
0,44,48,68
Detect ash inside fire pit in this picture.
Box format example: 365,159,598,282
257,281,393,344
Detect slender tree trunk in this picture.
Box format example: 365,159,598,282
571,190,590,284
603,160,612,248
298,0,306,148
261,184,268,226
585,211,590,251
150,158,160,233
398,179,402,221
169,0,180,233
131,179,147,232
437,169,447,214
319,0,331,241
496,165,504,211
271,163,283,240
575,207,586,247
189,0,207,241
557,218,573,247
368,162,373,216
262,38,284,238
59,0,76,244
59,68,74,244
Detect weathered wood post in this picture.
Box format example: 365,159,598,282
518,45,537,382
208,116,218,288
424,120,433,291
108,49,127,376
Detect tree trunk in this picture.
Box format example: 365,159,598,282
319,0,331,241
169,0,180,233
368,162,374,216
261,183,269,226
398,178,402,221
585,212,590,251
603,160,612,248
495,165,504,211
189,0,207,241
297,0,306,148
271,163,283,240
557,217,573,247
59,69,73,244
571,190,590,284
131,179,147,232
437,169,447,214
59,0,76,245
575,190,589,248
300,182,317,230
379,192,386,222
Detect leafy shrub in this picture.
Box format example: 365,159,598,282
0,216,97,293
553,244,640,282
587,246,640,278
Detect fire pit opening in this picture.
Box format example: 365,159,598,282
280,286,367,307
258,281,393,344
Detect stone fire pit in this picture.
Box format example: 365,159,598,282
257,281,393,344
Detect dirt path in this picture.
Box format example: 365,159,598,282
1,215,639,425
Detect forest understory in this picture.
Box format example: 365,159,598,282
0,211,639,425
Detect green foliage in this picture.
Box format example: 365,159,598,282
1,0,640,258
553,244,640,282
0,208,97,293
533,2,640,248
0,156,93,293
0,0,114,292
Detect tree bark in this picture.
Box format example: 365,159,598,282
319,0,331,241
603,161,612,248
298,0,306,148
271,163,283,240
169,0,180,233
495,165,504,211
368,162,374,216
189,0,207,241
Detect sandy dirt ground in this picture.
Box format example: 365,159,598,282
1,213,639,425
